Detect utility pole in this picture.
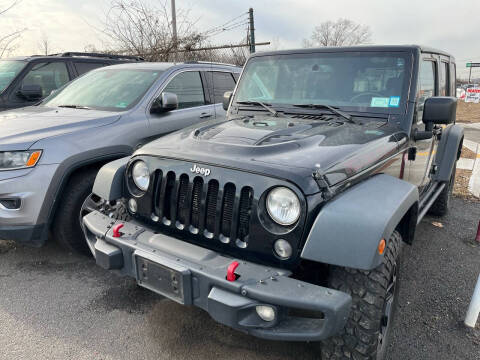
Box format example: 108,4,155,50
249,8,255,53
171,0,177,62
469,61,473,84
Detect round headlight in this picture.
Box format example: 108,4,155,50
132,161,150,191
266,187,300,225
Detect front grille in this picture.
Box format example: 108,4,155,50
153,171,253,247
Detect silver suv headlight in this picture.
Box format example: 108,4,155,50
131,161,150,191
266,187,300,226
0,150,42,170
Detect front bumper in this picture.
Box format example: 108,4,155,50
83,211,352,341
0,165,58,244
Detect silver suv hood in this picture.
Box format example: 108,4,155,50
0,106,121,151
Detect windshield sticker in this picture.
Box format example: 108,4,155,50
115,102,129,108
389,96,401,107
370,97,390,107
365,130,384,136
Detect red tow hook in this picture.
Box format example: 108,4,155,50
112,223,124,238
226,261,240,282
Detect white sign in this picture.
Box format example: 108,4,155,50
465,86,480,103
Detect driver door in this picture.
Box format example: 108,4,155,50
407,56,438,193
147,70,214,137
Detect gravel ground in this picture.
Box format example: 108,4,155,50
0,197,479,360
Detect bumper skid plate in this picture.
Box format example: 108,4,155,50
83,211,352,341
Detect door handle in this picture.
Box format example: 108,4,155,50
199,112,212,119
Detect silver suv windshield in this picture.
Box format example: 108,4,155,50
234,51,410,114
0,60,26,93
45,68,163,111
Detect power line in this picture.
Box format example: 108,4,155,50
201,12,249,36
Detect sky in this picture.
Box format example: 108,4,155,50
1,0,478,78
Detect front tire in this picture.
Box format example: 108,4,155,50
53,169,99,254
320,231,402,360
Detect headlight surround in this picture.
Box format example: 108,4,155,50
266,187,301,226
131,161,150,191
0,150,42,170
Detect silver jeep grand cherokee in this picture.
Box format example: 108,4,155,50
0,61,241,252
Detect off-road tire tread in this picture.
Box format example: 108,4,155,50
429,164,456,217
53,169,98,254
320,231,402,360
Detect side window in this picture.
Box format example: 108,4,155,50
207,71,237,103
450,63,456,96
439,62,449,96
21,62,70,98
74,62,107,76
163,71,205,110
416,60,436,121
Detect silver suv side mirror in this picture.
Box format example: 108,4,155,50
151,92,179,114
223,91,233,111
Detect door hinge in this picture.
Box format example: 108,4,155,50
408,147,417,161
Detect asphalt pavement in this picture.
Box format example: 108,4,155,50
0,197,479,360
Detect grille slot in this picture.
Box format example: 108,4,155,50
220,183,236,239
237,187,253,242
176,174,190,226
162,172,176,223
204,180,219,234
153,172,251,247
190,177,203,229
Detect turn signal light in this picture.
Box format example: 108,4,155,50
378,239,386,255
26,151,42,167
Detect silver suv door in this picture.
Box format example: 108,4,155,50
147,70,214,136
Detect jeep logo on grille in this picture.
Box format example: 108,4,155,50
190,164,211,176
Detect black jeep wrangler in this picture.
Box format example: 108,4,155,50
82,45,463,359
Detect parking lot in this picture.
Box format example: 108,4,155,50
0,197,478,360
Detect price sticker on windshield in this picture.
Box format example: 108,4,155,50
370,97,401,108
370,97,390,107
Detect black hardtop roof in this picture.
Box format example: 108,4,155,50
251,45,455,61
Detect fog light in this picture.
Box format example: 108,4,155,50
128,198,137,213
256,305,276,322
274,239,292,259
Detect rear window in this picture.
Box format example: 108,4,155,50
74,62,108,76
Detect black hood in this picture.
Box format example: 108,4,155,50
135,115,405,195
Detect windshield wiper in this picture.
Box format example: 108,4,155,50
58,105,92,110
292,104,353,123
236,101,280,117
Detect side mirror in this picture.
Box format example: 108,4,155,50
18,84,43,101
423,97,457,125
151,92,178,114
222,91,233,111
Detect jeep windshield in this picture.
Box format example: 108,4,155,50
0,60,26,93
234,51,411,115
44,68,163,111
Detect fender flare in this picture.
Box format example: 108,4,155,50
433,124,464,182
301,174,419,270
92,156,130,200
34,147,132,246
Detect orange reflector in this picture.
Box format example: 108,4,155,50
378,239,386,255
26,151,41,167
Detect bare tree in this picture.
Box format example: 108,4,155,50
0,1,25,57
100,0,204,61
303,18,371,47
38,33,51,55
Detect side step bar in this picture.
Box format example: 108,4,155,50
417,182,446,224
